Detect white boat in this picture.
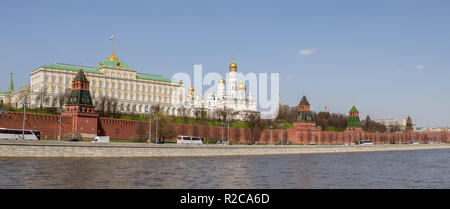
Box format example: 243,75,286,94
177,136,204,145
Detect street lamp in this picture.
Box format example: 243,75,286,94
221,121,224,143
21,97,29,140
269,125,274,145
155,116,160,144
58,108,63,141
280,123,284,145
227,117,230,145
147,107,154,144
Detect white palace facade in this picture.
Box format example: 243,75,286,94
2,50,259,120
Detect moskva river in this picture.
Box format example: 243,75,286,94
1,149,449,188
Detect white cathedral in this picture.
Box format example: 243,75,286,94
183,58,259,120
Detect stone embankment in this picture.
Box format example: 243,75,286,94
1,140,450,158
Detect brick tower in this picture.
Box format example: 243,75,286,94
405,116,413,132
346,105,362,131
293,95,316,128
63,68,98,138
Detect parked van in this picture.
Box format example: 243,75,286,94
92,136,110,143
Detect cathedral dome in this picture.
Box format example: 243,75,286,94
188,85,194,95
238,80,246,91
219,78,226,84
229,58,237,72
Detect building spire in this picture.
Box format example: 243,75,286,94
229,54,237,72
8,72,14,94
107,35,119,61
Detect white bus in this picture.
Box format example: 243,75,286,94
0,128,41,141
177,136,204,145
359,140,373,145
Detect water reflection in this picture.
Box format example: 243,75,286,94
1,149,450,188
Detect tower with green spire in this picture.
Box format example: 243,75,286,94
293,95,316,128
8,72,14,94
346,105,362,131
63,68,98,138
405,116,413,132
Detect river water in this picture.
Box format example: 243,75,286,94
1,149,449,189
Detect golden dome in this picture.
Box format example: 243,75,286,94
188,85,194,95
107,51,119,62
238,80,246,91
219,78,225,84
229,57,237,72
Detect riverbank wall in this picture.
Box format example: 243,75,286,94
1,140,450,158
1,111,449,145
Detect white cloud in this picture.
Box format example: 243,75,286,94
298,48,320,56
281,75,294,80
417,65,424,70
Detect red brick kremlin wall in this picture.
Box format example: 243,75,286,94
0,111,448,144
0,111,72,140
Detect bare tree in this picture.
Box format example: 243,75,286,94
245,113,263,144
36,87,48,109
232,128,241,144
56,89,71,109
131,122,148,142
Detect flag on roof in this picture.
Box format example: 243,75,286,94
109,35,114,40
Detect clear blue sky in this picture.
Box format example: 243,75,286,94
1,0,449,127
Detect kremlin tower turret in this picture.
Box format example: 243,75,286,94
406,116,413,132
63,68,98,138
293,95,316,128
346,105,362,131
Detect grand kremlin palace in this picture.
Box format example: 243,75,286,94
28,51,186,115
1,50,259,119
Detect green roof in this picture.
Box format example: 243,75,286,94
42,63,102,74
42,63,176,83
101,60,130,70
136,73,172,83
349,105,359,113
296,110,315,123
66,89,94,107
347,116,361,128
299,96,310,105
73,69,88,82
0,91,9,95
